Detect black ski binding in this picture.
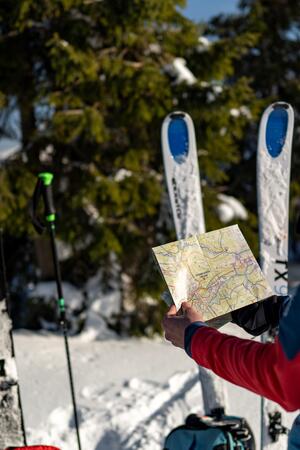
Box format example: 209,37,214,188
268,411,288,442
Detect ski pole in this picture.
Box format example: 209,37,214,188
29,173,82,450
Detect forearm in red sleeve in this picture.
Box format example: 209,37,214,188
190,326,300,411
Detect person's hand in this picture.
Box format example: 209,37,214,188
162,302,204,349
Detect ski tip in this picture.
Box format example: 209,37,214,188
167,113,189,164
169,112,186,119
266,104,289,158
273,102,289,110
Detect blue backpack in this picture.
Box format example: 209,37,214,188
163,413,256,450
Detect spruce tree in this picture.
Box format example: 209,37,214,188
0,0,261,333
209,0,300,232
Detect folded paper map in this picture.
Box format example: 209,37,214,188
152,225,273,327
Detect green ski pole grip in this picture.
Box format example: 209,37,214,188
39,172,53,186
38,172,56,223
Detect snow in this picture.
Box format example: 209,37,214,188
79,312,117,342
114,168,132,182
207,92,216,103
85,269,121,320
216,193,248,223
212,85,223,95
30,281,84,311
0,140,21,162
5,357,18,380
230,108,240,118
198,37,210,47
56,240,73,261
86,287,120,320
60,40,69,48
230,106,252,119
240,105,252,119
81,273,121,342
84,203,103,224
80,269,121,341
147,43,161,55
39,144,55,163
200,81,209,88
197,36,210,53
0,304,25,447
13,324,298,449
165,58,197,85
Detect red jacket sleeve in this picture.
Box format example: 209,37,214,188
190,326,300,412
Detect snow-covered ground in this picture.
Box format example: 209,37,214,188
14,323,298,450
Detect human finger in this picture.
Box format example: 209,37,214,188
167,304,177,316
162,314,173,332
181,301,191,311
181,301,193,316
162,314,179,331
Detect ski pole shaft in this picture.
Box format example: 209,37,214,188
37,173,82,450
48,225,82,450
48,225,65,322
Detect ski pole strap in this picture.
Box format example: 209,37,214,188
29,172,56,234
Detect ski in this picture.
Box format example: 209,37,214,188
161,111,205,238
161,111,227,415
257,102,294,450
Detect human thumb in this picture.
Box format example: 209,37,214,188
167,304,177,316
181,302,191,314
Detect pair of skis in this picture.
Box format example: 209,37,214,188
161,102,294,449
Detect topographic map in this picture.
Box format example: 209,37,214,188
153,225,273,325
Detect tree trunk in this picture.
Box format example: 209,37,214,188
19,94,35,150
0,232,26,447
